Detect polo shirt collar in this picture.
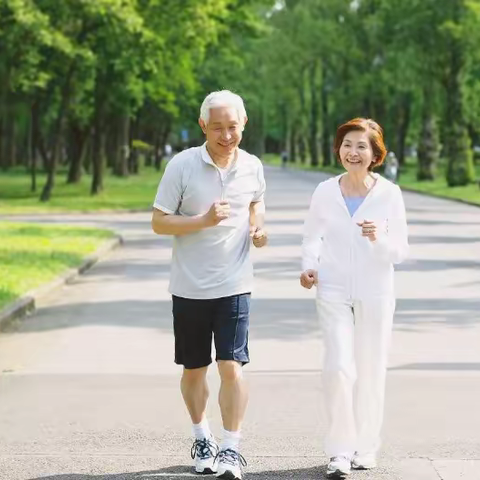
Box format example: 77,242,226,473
201,142,240,169
201,142,216,166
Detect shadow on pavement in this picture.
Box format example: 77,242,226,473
30,464,328,479
3,294,480,337
389,362,480,371
2,298,320,340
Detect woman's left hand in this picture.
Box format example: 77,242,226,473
357,220,377,242
251,226,268,248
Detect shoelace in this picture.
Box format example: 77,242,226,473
330,455,350,463
191,437,219,460
216,448,247,468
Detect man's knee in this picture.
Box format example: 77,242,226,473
217,360,243,382
182,366,208,385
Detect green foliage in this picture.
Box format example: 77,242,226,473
0,165,165,213
1,0,479,198
0,222,113,310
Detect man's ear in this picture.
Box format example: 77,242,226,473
199,118,207,135
242,116,248,131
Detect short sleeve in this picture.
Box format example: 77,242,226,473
252,161,266,203
153,157,184,214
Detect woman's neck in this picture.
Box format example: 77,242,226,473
342,171,375,196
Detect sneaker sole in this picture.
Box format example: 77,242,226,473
196,467,217,475
326,470,350,479
216,471,241,480
352,464,376,470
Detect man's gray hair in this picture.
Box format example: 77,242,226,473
199,90,247,124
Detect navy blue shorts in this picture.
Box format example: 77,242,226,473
172,293,251,369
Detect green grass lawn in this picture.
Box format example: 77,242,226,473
0,222,114,311
0,165,164,214
263,154,480,206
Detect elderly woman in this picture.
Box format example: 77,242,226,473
300,118,409,478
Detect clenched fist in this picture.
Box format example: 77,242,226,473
203,201,230,227
357,219,377,242
300,269,318,289
250,226,267,248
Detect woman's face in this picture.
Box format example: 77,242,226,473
339,130,375,174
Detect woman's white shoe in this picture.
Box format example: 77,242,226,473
326,456,351,478
351,452,377,470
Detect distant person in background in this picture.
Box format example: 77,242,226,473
164,143,173,162
300,118,409,478
281,149,288,168
152,90,267,480
384,151,399,183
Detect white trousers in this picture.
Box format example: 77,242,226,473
316,298,395,458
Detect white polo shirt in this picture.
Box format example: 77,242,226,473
153,143,266,299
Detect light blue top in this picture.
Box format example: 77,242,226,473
344,196,365,217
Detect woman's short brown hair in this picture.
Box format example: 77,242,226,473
333,118,387,170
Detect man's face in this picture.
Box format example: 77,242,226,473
199,107,246,157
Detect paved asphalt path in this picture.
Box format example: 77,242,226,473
0,166,479,479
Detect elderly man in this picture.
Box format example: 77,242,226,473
152,90,267,480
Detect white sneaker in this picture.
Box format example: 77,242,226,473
326,456,351,478
191,436,219,474
352,452,377,470
216,448,246,480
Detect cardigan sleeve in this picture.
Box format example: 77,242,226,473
302,184,325,271
370,185,409,264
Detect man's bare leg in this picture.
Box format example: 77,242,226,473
180,366,209,424
217,360,248,432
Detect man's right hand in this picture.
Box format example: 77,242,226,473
300,269,318,289
203,201,231,227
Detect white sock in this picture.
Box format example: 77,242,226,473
220,428,241,452
192,418,211,440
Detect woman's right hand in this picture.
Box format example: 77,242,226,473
300,269,318,289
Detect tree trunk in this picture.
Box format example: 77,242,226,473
299,135,307,164
154,133,162,171
309,62,319,167
0,89,17,170
444,2,475,186
243,106,264,158
417,117,438,181
321,66,331,166
91,93,106,195
0,70,8,170
280,103,288,153
444,39,474,186
396,92,412,166
30,102,37,192
128,116,139,174
67,122,89,184
288,124,297,164
40,63,76,202
5,108,16,168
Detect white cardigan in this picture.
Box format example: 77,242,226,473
302,174,409,301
